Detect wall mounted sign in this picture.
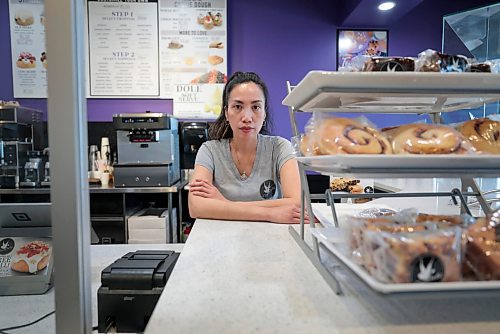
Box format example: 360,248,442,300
9,0,228,119
337,29,388,70
87,0,160,97
159,0,227,119
8,0,47,98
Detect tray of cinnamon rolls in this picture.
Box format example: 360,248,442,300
311,207,500,294
293,116,500,177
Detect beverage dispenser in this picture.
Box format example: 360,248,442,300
112,113,180,187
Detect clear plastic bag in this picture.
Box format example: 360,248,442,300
361,56,416,72
465,209,500,280
415,49,469,72
366,227,463,283
383,123,477,154
299,115,391,156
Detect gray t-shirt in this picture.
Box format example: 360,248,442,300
195,134,295,201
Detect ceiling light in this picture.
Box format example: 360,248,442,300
378,2,395,11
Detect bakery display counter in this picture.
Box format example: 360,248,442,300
283,70,500,296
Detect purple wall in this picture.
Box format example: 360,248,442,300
1,0,497,139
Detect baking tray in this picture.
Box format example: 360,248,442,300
311,227,500,294
296,154,500,177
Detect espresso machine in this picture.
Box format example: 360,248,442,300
0,106,40,188
112,113,180,187
41,148,50,187
20,150,44,188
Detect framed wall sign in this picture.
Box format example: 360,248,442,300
337,29,388,70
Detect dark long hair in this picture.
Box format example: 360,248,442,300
209,71,273,140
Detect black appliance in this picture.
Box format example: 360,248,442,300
97,250,179,332
0,106,41,188
179,122,209,169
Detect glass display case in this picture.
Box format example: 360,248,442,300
442,3,500,123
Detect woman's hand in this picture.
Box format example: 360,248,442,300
265,204,311,224
189,179,228,201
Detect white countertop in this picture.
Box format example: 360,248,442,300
146,219,500,334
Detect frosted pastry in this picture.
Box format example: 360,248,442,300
385,123,476,154
458,118,500,154
11,241,51,274
316,117,392,155
16,52,36,69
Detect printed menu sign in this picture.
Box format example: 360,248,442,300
87,0,160,97
8,0,47,98
0,237,52,277
159,0,227,118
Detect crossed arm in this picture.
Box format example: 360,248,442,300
188,159,307,224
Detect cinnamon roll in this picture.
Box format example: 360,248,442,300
299,134,320,156
458,118,500,154
387,123,475,154
317,118,392,154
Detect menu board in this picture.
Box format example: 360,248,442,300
8,0,228,113
8,0,47,98
87,0,160,97
159,0,227,119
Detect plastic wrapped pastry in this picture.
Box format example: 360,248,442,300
362,57,415,72
347,209,472,269
415,49,469,72
458,118,500,154
467,62,491,73
366,228,463,283
301,117,392,155
384,123,476,154
465,209,500,280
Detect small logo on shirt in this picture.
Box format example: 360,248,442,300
260,180,276,199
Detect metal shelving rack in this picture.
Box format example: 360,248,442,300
283,71,500,295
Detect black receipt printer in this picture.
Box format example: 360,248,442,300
97,250,179,333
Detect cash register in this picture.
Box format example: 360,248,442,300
97,250,179,332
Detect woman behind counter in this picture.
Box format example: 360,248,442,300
188,71,305,224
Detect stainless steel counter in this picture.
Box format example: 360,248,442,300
0,179,187,194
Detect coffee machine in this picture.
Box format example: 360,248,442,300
20,151,44,188
41,148,50,187
112,113,180,187
0,106,40,188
